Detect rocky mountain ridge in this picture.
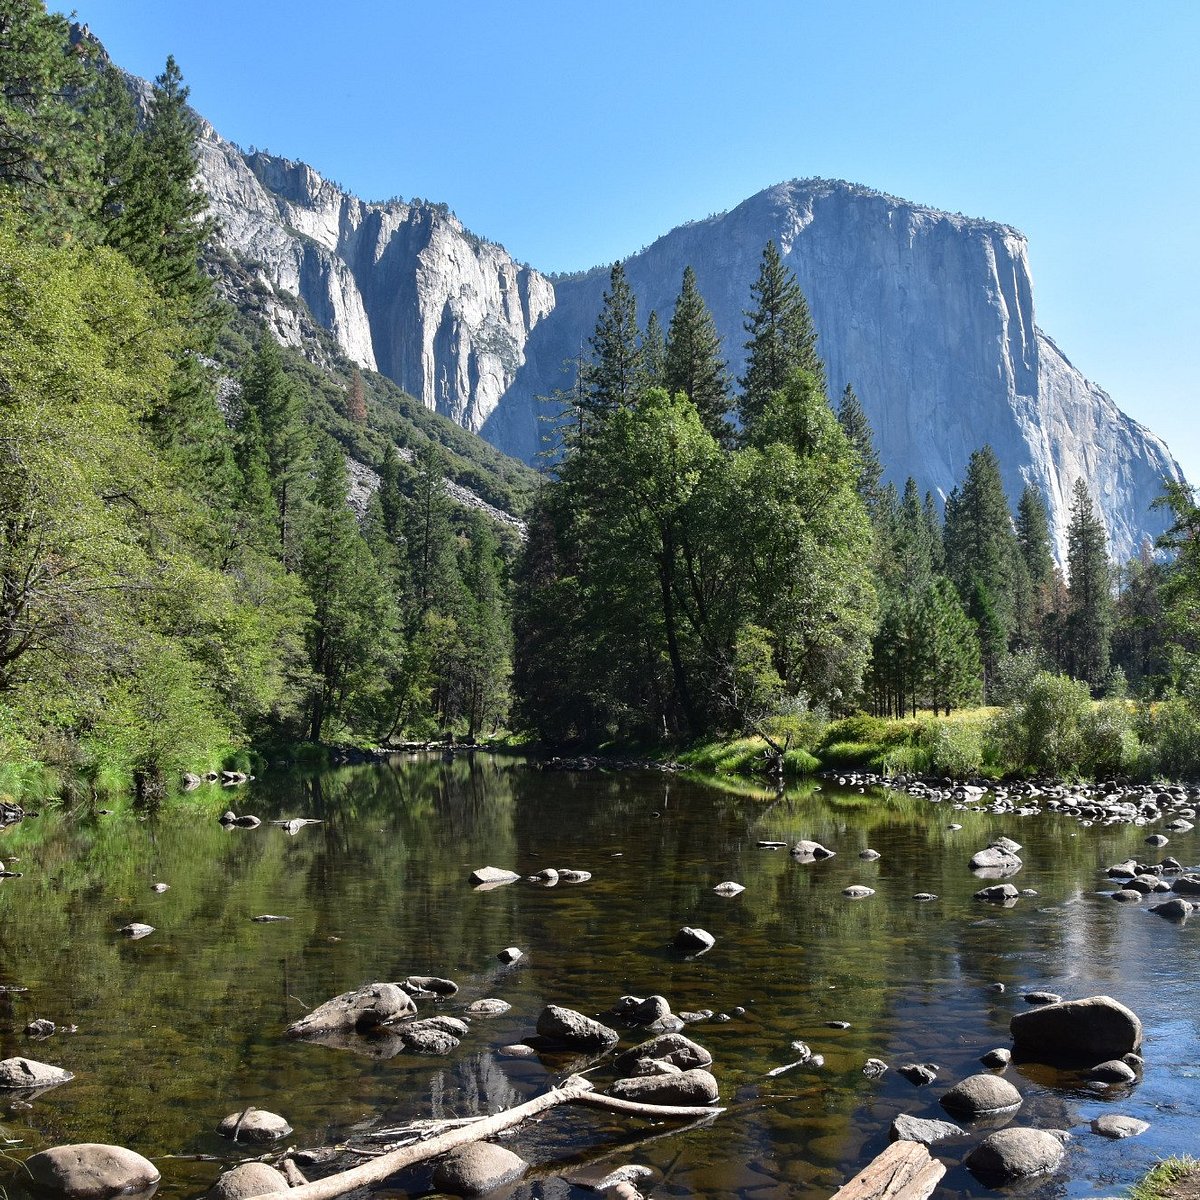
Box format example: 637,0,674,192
193,122,1184,562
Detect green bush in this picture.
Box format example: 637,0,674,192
1080,700,1140,777
1137,699,1200,781
919,719,985,777
986,672,1092,777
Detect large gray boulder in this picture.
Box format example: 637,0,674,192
284,982,415,1038
607,1068,719,1106
790,840,835,860
614,1033,712,1074
1010,995,1142,1063
469,866,520,886
25,1145,160,1200
939,1073,1022,1117
216,1109,292,1143
0,1057,73,1089
672,927,715,955
208,1163,289,1200
969,847,1023,873
536,1004,619,1049
965,1128,1066,1181
432,1143,527,1196
397,1018,464,1055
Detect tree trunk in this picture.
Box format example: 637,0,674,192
829,1141,946,1200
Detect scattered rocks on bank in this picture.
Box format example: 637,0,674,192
285,982,416,1038
217,1108,292,1142
1009,995,1142,1062
24,1144,160,1200
965,1127,1067,1181
432,1142,528,1196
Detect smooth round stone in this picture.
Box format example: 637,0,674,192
843,885,875,899
0,1057,73,1089
1091,1114,1149,1139
966,1127,1066,1181
1089,1058,1137,1083
940,1073,1022,1116
25,1144,160,1200
465,998,510,1016
216,1109,292,1143
433,1143,527,1196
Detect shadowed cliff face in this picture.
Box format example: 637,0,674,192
197,130,1183,561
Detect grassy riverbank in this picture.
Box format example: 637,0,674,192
1132,1159,1200,1200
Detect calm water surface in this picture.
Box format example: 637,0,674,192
1,757,1198,1200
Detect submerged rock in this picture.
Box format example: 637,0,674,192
974,883,1019,904
615,1033,712,1074
890,1113,963,1144
1091,1114,1149,1139
607,1067,718,1106
119,923,154,939
843,885,875,899
790,840,835,860
25,1144,160,1200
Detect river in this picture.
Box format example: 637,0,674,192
1,756,1196,1200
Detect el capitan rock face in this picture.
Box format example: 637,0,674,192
195,125,1184,561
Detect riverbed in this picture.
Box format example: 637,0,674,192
1,757,1197,1200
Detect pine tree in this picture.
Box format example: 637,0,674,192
240,335,308,559
345,368,367,424
0,1,103,238
664,265,730,441
835,383,884,513
579,262,642,425
942,446,1021,686
641,310,666,392
739,240,823,433
1065,478,1113,690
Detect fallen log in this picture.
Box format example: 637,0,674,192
829,1142,946,1200
252,1078,722,1200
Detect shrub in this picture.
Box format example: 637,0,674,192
919,719,985,777
1137,699,1200,781
1081,700,1140,778
986,672,1092,777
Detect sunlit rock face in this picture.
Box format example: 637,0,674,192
198,126,555,433
198,132,1183,562
485,179,1183,562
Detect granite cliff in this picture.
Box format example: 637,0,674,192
197,133,1183,561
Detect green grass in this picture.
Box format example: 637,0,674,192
1130,1158,1200,1200
679,735,819,779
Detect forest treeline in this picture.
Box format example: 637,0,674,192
5,0,1200,799
1,3,516,799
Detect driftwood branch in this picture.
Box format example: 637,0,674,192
829,1141,946,1200
252,1080,723,1200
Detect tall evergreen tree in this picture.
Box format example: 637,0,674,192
1014,482,1056,653
0,1,102,238
640,310,666,392
664,265,730,441
738,240,823,433
835,384,883,513
1065,478,1113,690
579,262,642,424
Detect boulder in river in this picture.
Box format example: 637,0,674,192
843,885,875,899
432,1143,527,1196
465,998,510,1016
1088,1058,1137,1083
969,846,1023,874
497,946,523,964
980,1048,1011,1068
974,883,1020,904
469,866,520,886
790,840,835,860
965,1128,1066,1181
25,1144,160,1200
713,881,745,896
890,1114,963,1145
119,923,154,939
672,927,715,955
1172,874,1200,895
536,1004,619,1049
208,1163,289,1200
1010,994,1142,1062
0,1057,73,1089
1091,1114,1149,1139
607,1067,719,1106
402,975,458,996
615,1033,712,1074
397,1018,463,1055
285,982,416,1038
939,1073,1022,1116
1150,898,1193,920
217,1109,292,1142
898,1063,937,1086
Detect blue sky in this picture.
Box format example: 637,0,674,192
66,0,1199,484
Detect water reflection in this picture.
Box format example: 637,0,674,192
0,759,1196,1200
